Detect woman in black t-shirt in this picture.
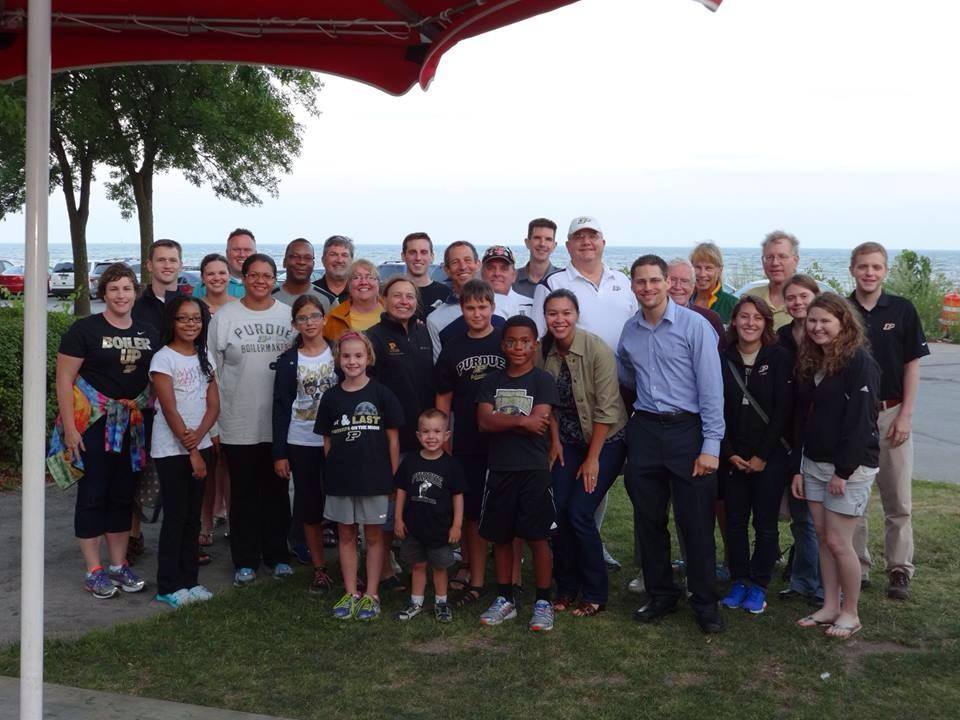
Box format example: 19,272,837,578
53,263,158,600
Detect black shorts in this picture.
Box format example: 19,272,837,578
479,469,555,545
399,535,456,570
454,452,488,522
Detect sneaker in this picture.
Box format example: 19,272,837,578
354,595,381,621
722,581,749,609
529,599,555,632
290,543,312,565
480,596,517,626
273,563,294,579
435,601,453,623
395,601,424,621
309,567,334,595
84,569,118,599
188,585,214,602
886,569,911,600
155,589,192,608
627,575,646,595
716,564,731,582
742,585,767,614
602,544,621,571
233,567,256,587
332,593,359,620
108,564,146,593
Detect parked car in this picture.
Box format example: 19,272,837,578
50,261,96,298
0,259,14,274
177,270,203,296
88,259,140,299
377,261,447,283
0,265,50,296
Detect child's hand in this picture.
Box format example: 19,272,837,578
549,441,564,470
273,459,291,479
189,450,207,479
523,412,550,436
448,526,461,545
394,519,406,540
181,428,200,450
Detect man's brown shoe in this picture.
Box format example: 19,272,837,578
886,569,911,600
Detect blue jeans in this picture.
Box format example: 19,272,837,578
787,491,823,598
552,438,627,604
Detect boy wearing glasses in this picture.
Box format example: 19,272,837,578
476,315,559,631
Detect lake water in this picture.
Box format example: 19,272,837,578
3,242,960,290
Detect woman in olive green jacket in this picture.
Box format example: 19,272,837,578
538,289,628,616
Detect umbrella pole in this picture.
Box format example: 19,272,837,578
20,1,51,719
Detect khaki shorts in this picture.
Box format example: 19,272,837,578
323,494,390,525
802,456,877,517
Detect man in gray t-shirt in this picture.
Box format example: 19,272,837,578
273,238,330,312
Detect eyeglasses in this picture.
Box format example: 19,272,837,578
245,272,275,282
762,254,795,264
295,312,324,324
503,338,535,349
174,316,203,325
350,274,377,283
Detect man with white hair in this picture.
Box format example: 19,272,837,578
666,257,726,350
744,230,800,330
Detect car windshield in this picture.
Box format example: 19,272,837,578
53,262,73,272
92,263,116,274
2,265,25,275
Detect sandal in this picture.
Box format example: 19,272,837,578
451,585,484,609
796,613,836,628
448,575,471,593
198,551,212,566
825,622,862,640
552,594,577,612
198,531,214,547
572,601,605,617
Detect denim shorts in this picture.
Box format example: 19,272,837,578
801,456,877,517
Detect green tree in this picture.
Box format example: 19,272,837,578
92,65,322,277
886,250,952,338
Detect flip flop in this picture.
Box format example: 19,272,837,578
825,622,862,640
572,601,605,618
796,614,835,628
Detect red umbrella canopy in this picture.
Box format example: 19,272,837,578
0,0,582,94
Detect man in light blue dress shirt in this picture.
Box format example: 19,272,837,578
616,254,726,634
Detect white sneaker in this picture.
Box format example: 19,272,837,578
627,575,645,594
188,585,214,602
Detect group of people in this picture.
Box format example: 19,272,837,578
48,218,927,639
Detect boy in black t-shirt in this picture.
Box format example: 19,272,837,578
435,279,506,608
394,409,465,623
476,315,559,632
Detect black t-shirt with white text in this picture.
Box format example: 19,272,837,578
58,313,159,399
417,280,452,320
435,330,506,455
476,367,559,471
395,452,466,547
314,379,404,496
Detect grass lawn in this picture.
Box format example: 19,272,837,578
2,480,959,719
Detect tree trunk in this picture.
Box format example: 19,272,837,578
130,168,154,285
51,129,92,316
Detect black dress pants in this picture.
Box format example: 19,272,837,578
624,412,719,615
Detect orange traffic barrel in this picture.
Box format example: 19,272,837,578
941,290,960,331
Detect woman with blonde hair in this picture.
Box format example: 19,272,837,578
690,242,737,323
792,293,880,639
323,259,384,342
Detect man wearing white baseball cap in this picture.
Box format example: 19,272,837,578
531,216,638,571
532,217,637,351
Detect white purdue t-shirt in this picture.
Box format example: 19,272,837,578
149,347,216,458
208,299,293,444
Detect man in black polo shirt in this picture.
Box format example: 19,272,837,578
848,241,929,600
312,235,354,308
132,238,184,335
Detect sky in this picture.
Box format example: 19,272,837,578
1,0,959,250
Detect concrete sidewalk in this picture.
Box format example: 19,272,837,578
913,343,960,484
0,676,291,719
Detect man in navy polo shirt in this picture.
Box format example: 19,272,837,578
848,241,929,601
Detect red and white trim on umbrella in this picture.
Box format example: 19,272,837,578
694,0,723,11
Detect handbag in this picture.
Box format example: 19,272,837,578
725,358,791,454
134,458,163,523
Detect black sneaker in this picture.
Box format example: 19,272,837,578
886,569,911,600
435,602,453,623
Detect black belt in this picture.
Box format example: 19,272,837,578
633,409,699,424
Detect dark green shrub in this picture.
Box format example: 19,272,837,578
885,250,953,340
0,305,74,466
